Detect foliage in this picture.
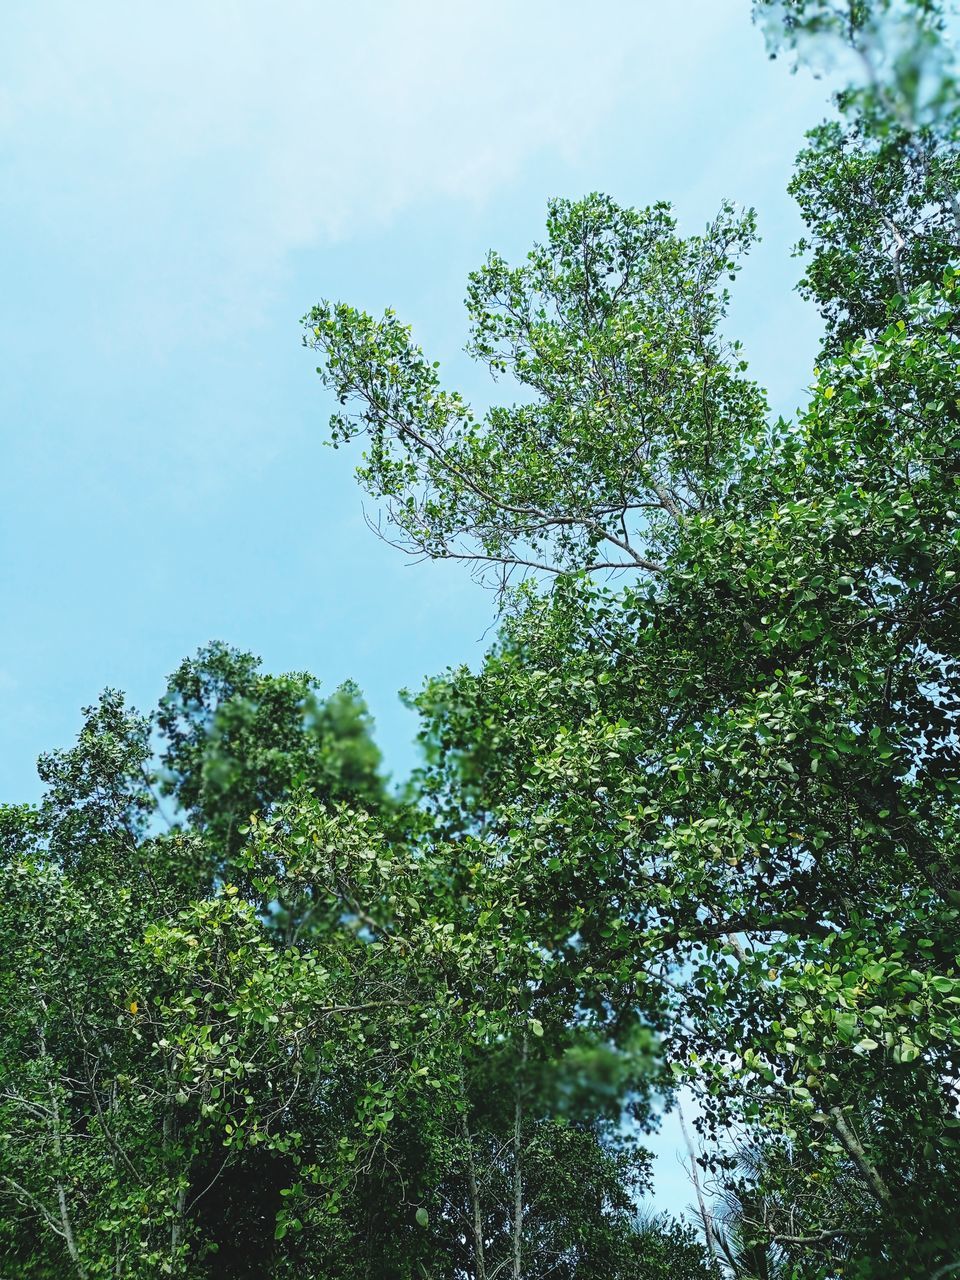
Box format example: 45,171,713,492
301,3,960,1272
157,641,389,875
756,0,960,353
5,0,960,1275
304,195,764,587
0,652,697,1278
752,0,945,50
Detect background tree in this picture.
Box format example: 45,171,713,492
756,0,960,351
157,642,389,873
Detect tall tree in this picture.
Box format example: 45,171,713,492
304,8,960,1267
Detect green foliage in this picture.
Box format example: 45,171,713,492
158,642,388,868
301,3,960,1270
790,113,960,349
758,0,960,354
629,1215,725,1280
387,268,960,1276
0,649,690,1278
753,0,945,55
304,194,765,587
6,0,960,1275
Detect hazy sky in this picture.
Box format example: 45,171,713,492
0,0,836,1217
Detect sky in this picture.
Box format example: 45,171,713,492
0,0,835,1220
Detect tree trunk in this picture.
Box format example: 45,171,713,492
458,1110,487,1280
679,1100,720,1264
38,1017,87,1279
511,1037,527,1280
829,1107,894,1210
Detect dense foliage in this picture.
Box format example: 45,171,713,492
2,0,959,1276
0,649,702,1277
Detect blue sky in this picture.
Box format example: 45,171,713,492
0,0,834,1220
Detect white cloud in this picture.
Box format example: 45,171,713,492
0,0,737,340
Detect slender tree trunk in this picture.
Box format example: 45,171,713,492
55,1181,86,1279
37,1017,87,1279
170,1182,187,1268
829,1107,894,1210
511,1037,526,1280
511,1096,523,1280
163,1061,187,1274
458,1110,487,1280
679,1100,720,1264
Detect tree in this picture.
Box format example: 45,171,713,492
157,642,389,873
0,656,412,1277
304,5,960,1271
0,652,701,1278
305,196,764,588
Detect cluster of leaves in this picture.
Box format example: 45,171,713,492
0,646,708,1278
306,195,763,587
755,0,960,358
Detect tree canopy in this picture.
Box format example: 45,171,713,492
0,648,706,1278
3,0,960,1276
